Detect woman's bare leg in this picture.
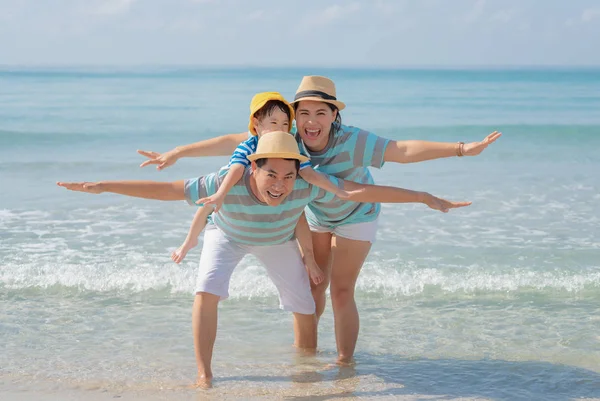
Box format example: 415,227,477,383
329,236,372,365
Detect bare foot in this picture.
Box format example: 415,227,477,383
171,237,198,264
336,356,356,367
193,374,213,389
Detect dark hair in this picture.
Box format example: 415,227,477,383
254,100,291,123
255,157,300,173
292,101,342,128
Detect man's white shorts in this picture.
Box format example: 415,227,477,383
195,226,315,315
308,217,379,243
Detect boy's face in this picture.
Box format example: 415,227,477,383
253,107,290,137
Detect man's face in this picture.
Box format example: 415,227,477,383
251,159,298,206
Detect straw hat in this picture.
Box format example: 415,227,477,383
248,92,295,135
247,131,309,163
290,76,346,111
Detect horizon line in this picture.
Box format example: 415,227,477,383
1,63,600,71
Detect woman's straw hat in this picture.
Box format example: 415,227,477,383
290,76,346,111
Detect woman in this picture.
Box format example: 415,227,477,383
137,76,501,365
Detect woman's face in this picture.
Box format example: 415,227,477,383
294,100,337,152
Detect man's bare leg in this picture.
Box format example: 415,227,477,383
192,292,220,388
293,312,317,354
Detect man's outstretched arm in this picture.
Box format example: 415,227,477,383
56,180,186,201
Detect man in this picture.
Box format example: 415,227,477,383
57,131,470,387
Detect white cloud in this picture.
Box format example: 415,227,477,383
374,0,406,16
490,9,515,24
464,0,485,23
168,17,204,32
581,8,600,23
90,0,136,16
247,10,265,21
565,8,600,27
518,22,530,32
0,0,26,21
303,3,361,26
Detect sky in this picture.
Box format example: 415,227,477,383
0,0,599,67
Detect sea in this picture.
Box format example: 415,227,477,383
1,67,599,400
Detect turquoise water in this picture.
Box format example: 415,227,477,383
1,67,600,400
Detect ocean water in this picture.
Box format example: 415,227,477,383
1,67,600,400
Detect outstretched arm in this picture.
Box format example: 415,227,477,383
383,131,501,164
341,180,471,213
56,180,186,200
138,132,249,170
299,167,352,199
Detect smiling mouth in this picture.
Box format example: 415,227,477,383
304,128,320,138
267,190,283,199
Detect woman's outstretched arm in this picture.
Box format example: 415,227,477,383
137,132,249,170
383,131,501,164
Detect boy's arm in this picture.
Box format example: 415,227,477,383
299,167,350,198
340,180,472,213
56,180,186,200
138,132,249,170
197,164,245,211
185,206,212,240
294,212,316,262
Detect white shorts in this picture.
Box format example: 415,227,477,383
309,217,379,243
195,226,315,315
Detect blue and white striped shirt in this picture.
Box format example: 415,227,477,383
293,124,390,227
184,167,339,245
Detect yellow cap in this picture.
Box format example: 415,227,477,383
248,92,295,135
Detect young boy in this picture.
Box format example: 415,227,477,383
171,92,352,285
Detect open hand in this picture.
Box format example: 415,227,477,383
197,193,225,213
423,193,471,213
137,149,180,170
56,181,103,194
462,131,502,156
304,257,325,285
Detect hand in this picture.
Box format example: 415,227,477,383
137,148,180,170
304,256,325,285
422,193,472,213
56,181,103,194
196,193,225,213
462,131,502,156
